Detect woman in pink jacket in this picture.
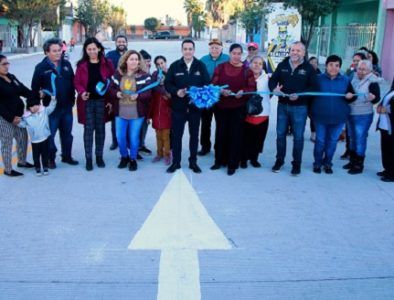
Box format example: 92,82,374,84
74,37,114,171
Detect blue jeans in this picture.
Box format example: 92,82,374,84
276,103,308,165
347,114,373,157
48,106,74,160
313,122,344,167
116,117,145,160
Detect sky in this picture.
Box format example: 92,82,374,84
110,0,188,25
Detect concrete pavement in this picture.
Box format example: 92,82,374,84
0,40,393,300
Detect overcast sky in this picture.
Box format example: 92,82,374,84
110,0,188,25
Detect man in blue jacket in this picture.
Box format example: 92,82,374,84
269,41,318,176
198,38,229,156
106,34,128,150
165,39,211,173
31,38,79,169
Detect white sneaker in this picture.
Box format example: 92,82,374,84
43,169,49,176
36,169,42,177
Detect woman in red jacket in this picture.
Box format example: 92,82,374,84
148,55,172,165
74,37,114,171
210,43,256,175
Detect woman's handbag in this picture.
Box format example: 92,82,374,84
246,94,263,115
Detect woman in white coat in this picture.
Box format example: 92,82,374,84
241,56,270,168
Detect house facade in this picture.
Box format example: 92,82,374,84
310,0,393,80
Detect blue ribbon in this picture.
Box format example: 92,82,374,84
157,68,164,81
42,73,57,97
122,69,164,96
95,79,110,96
122,80,161,95
227,90,368,97
187,84,229,109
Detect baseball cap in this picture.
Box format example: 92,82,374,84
209,38,222,46
247,42,259,50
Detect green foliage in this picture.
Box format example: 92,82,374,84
192,11,206,38
108,5,127,38
184,0,206,37
205,0,224,25
239,0,268,42
0,0,63,47
144,17,160,32
75,0,110,37
283,0,339,48
184,0,203,29
205,0,242,28
41,0,67,31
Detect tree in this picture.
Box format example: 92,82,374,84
75,0,110,37
283,0,339,49
205,0,242,28
184,0,203,35
144,17,160,32
41,0,68,31
239,0,268,42
192,11,206,38
108,5,126,39
0,0,63,47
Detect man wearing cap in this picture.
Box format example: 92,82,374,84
244,42,260,69
198,38,230,156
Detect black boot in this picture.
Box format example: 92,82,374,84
129,159,137,171
96,156,105,168
348,155,364,175
343,151,355,170
86,158,93,171
118,157,129,169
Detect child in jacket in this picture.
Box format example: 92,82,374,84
148,56,172,165
19,96,57,176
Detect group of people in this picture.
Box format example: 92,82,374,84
0,36,393,182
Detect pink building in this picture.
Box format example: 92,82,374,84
382,0,394,80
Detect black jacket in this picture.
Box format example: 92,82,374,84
165,57,210,112
31,57,75,107
268,57,318,106
0,73,35,123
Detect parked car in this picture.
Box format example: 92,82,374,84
149,31,180,40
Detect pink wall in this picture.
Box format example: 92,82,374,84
385,0,394,9
381,8,394,80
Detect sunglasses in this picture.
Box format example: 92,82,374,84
248,47,257,51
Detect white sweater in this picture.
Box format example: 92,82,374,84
253,72,271,117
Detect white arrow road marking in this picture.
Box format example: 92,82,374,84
129,170,231,300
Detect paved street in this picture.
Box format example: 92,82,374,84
1,40,394,300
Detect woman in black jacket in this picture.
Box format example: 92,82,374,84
0,55,35,176
376,77,394,182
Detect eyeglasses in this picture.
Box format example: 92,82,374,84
0,62,10,66
248,47,257,51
